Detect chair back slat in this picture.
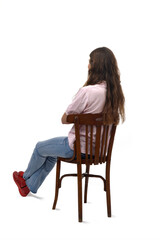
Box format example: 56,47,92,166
94,125,101,165
90,125,93,163
102,126,109,163
100,125,106,163
85,125,89,165
74,117,82,164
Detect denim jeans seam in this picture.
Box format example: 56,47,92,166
26,169,42,193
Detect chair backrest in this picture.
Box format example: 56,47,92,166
67,113,117,165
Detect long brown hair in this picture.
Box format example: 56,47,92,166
84,47,125,124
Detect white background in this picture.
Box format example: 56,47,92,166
0,0,160,239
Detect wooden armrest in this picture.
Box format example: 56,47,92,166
66,114,77,123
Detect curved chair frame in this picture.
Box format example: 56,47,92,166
52,113,117,222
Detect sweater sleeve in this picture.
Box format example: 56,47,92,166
66,87,88,115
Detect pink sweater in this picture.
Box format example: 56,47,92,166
66,82,107,153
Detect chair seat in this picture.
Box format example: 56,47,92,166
58,157,94,165
59,153,108,165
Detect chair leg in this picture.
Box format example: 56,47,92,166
52,159,61,210
84,164,90,203
77,163,83,222
106,180,111,217
106,161,111,217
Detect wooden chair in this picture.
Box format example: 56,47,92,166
52,113,117,222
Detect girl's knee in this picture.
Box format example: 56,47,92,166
34,141,44,156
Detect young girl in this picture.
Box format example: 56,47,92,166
13,47,125,197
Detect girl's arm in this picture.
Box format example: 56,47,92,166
62,87,87,124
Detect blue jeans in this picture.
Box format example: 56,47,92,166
23,137,74,193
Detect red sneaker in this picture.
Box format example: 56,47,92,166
19,171,25,178
13,171,30,197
